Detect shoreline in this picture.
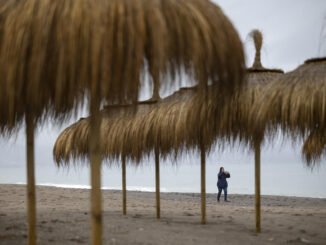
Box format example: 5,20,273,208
1,184,326,244
2,182,326,199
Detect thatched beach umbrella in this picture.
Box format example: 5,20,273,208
155,87,208,224
206,30,284,232
138,87,197,219
243,31,283,233
249,55,326,233
0,0,245,244
250,45,326,232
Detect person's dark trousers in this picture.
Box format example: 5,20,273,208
217,187,227,201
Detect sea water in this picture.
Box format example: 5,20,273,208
0,125,325,198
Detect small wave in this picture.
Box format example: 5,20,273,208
15,182,91,189
15,182,167,192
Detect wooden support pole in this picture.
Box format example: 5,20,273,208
89,95,102,245
122,155,126,215
26,114,36,245
200,144,206,224
254,141,261,233
155,148,160,219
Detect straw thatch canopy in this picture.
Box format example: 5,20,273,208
301,127,326,165
53,100,157,165
220,70,284,146
253,57,326,139
237,30,283,140
188,30,284,149
53,87,197,165
143,87,197,157
0,0,245,134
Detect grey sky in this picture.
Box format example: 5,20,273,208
217,0,326,71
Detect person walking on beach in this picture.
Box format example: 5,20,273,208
217,167,230,202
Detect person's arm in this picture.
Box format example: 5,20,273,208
225,172,230,178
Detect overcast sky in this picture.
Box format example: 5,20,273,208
217,0,326,71
0,0,326,173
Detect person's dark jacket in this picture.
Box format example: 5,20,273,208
217,172,230,188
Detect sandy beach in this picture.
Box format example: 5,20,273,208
0,184,326,245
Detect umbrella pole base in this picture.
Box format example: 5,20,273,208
122,156,127,215
255,142,261,233
155,148,160,219
89,96,103,245
201,144,206,225
26,116,36,245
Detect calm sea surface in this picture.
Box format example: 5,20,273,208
0,126,325,198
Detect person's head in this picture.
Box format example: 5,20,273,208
220,167,224,173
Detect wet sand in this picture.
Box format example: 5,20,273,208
1,184,326,244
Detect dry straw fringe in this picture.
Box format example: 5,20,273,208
0,0,245,135
252,57,326,144
302,127,326,166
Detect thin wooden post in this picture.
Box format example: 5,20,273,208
254,141,261,233
26,114,36,245
122,155,126,215
200,144,206,224
155,147,160,219
89,95,102,245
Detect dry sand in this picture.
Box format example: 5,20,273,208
0,184,325,245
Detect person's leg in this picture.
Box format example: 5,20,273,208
217,187,222,202
224,187,228,201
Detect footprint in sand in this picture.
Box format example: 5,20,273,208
183,212,194,216
286,237,311,244
132,214,142,218
70,236,84,243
